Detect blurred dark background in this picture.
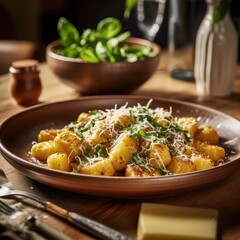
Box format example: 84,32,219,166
0,0,239,62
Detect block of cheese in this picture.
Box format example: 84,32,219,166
137,203,218,240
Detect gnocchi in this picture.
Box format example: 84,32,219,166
30,101,226,177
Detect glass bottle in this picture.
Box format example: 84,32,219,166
194,0,238,96
9,59,42,106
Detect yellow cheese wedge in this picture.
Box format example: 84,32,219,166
137,203,218,240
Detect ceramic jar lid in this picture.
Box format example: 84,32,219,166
9,59,39,74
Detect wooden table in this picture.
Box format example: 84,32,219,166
0,54,240,240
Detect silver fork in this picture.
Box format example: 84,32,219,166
0,200,71,240
0,170,133,240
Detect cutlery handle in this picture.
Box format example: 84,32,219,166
29,217,71,240
44,201,133,240
68,211,133,240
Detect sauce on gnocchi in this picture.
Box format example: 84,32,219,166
30,100,225,176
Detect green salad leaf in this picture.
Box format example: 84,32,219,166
57,17,80,46
53,17,156,63
97,17,122,38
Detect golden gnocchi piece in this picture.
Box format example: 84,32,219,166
77,112,91,123
177,117,198,138
108,133,139,171
38,129,63,142
195,124,219,145
54,130,82,159
47,152,71,171
154,115,172,127
31,140,56,161
116,114,134,127
167,157,196,174
80,159,115,176
125,164,160,177
85,120,114,145
194,140,225,162
147,141,171,167
191,154,214,170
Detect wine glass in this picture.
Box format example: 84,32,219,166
136,0,166,42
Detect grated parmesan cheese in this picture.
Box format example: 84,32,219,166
68,100,195,175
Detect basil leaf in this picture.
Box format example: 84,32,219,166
126,53,138,62
57,17,80,46
96,41,108,62
97,17,121,38
80,49,100,63
116,31,131,42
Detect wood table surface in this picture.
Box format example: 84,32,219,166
0,53,240,240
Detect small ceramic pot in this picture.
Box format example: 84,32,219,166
9,59,42,106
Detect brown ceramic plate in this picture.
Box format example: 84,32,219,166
0,96,240,198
